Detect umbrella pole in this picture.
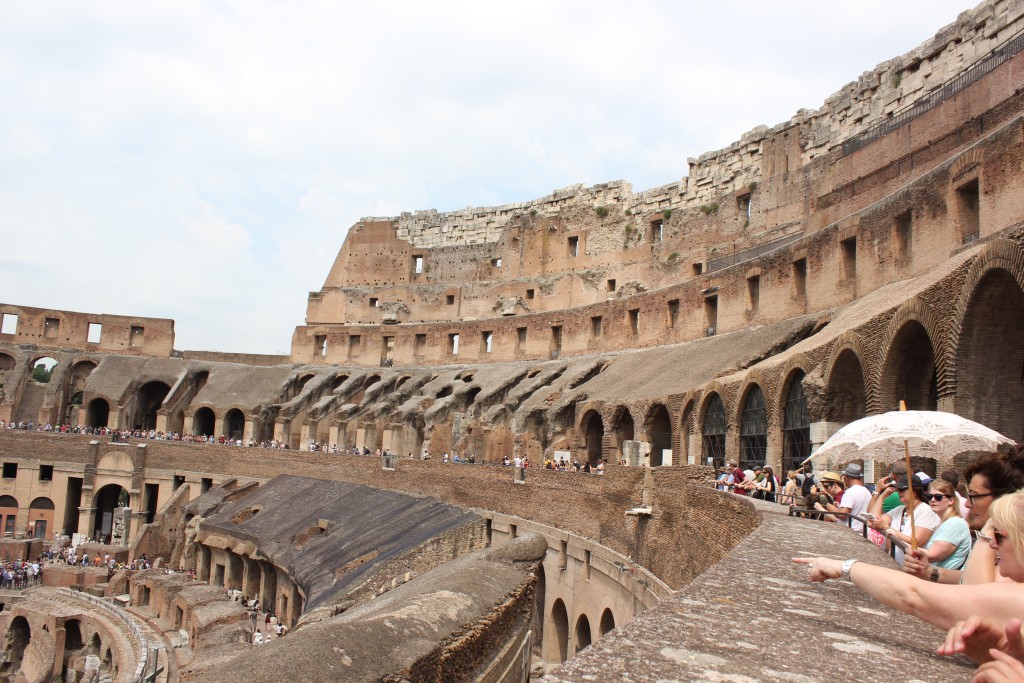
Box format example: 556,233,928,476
899,401,918,552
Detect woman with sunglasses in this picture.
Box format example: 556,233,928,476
794,490,1024,652
866,473,941,565
919,480,972,570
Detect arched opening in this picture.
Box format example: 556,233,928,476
225,409,245,441
574,614,592,653
192,407,215,437
28,497,55,539
64,361,96,425
0,495,18,537
612,408,634,459
825,349,866,423
551,599,569,663
740,385,767,470
88,633,100,656
133,381,171,431
782,370,811,475
678,400,695,465
63,619,84,676
702,394,727,469
645,404,672,467
86,398,110,429
92,484,129,545
955,270,1024,441
599,608,615,636
1,616,31,676
581,411,604,464
0,353,14,371
879,321,937,412
30,356,57,384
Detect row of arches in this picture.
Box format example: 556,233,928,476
0,496,55,539
549,599,615,663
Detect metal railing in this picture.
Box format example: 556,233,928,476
788,507,908,561
842,27,1024,157
707,233,804,272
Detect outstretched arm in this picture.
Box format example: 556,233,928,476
793,556,1024,631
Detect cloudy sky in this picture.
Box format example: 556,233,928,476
1,1,973,354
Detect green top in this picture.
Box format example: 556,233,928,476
881,490,901,513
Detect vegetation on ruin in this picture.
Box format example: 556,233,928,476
748,181,758,192
700,203,720,215
594,206,609,218
663,209,673,220
667,252,679,263
31,364,52,383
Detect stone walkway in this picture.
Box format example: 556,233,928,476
543,499,976,682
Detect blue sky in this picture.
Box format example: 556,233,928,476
0,1,974,354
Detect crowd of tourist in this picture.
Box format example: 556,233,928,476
714,462,779,500
790,444,1024,681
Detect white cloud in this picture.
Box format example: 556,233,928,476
0,0,974,353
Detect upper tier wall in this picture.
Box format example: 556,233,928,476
360,0,1023,250
0,303,174,358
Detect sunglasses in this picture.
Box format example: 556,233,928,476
924,493,950,502
967,491,998,503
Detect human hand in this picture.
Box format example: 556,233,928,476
903,547,931,579
972,649,1024,682
939,616,1009,663
868,517,887,531
792,556,842,582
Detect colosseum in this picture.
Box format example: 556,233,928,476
0,1,1022,681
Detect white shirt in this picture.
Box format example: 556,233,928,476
839,483,871,532
888,502,942,564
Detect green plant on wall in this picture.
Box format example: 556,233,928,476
667,252,679,263
891,72,902,88
624,222,635,234
700,203,719,215
748,181,758,192
663,209,673,220
595,206,610,218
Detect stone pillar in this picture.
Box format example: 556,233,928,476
184,414,195,436
243,419,254,444
78,507,97,540
329,425,339,448
300,423,311,449
214,417,225,439
155,412,168,433
108,408,122,429
242,557,261,599
274,419,287,444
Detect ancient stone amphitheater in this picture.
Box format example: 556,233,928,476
0,1,1022,680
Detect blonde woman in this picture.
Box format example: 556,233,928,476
917,479,973,571
780,470,798,505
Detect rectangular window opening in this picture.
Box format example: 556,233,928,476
87,322,102,344
560,540,568,570
491,258,502,268
584,549,592,580
2,463,17,479
516,327,527,353
793,258,808,297
704,295,718,337
0,314,17,335
415,333,427,355
347,335,361,360
840,237,857,279
550,325,562,357
957,179,980,243
381,336,395,364
692,262,704,276
129,325,145,347
314,335,327,357
629,309,640,336
895,210,912,257
369,297,378,308
737,193,751,221
747,275,760,310
591,316,602,338
413,256,424,274
568,236,579,257
39,465,53,481
44,318,59,339
482,331,492,354
607,279,616,292
650,220,663,243
201,477,213,493
448,333,460,355
445,294,455,305
526,289,535,300
667,299,680,328
173,475,185,491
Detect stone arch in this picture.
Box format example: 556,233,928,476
0,495,18,537
700,391,728,469
65,360,98,419
949,262,1024,441
86,397,110,429
92,483,129,544
872,299,943,413
823,342,868,424
0,353,14,371
131,380,171,431
779,368,811,475
225,408,246,441
574,613,592,653
62,618,84,676
610,406,634,458
192,406,215,437
580,410,604,464
737,383,768,470
28,497,54,539
551,598,569,663
1,615,31,676
599,608,615,636
875,312,939,414
644,403,672,466
28,355,58,384
533,564,546,650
